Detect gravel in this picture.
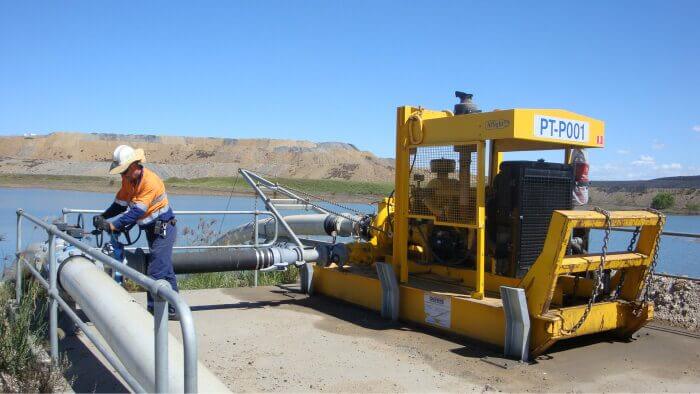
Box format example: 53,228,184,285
648,275,700,331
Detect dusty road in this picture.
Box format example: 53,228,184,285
61,285,700,392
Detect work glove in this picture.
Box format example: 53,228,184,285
92,215,111,232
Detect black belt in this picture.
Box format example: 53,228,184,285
155,218,177,226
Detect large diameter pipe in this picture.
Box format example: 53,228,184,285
218,213,360,247
268,214,357,238
59,256,230,393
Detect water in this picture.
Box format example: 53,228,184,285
0,187,373,273
588,216,700,277
1,187,698,277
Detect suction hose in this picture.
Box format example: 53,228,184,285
124,244,341,275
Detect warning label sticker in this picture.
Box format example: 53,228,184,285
424,293,451,329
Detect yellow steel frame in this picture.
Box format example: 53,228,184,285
313,104,661,356
520,210,663,354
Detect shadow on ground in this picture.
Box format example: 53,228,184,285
213,284,503,361
60,332,129,393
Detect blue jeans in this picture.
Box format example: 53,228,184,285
145,221,179,312
110,232,126,284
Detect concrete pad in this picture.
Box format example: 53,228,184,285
64,285,700,392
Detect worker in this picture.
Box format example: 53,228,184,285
93,145,180,320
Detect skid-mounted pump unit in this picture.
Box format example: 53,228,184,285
301,93,664,357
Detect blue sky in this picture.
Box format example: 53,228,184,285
1,1,698,180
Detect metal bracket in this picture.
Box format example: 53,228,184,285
300,263,314,295
500,286,530,362
376,262,399,321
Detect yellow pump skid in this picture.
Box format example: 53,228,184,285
312,104,663,356
313,209,662,355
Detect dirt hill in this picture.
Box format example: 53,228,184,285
594,176,700,191
0,132,395,182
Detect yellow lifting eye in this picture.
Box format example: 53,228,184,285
407,112,424,145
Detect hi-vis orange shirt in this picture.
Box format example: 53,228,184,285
113,168,173,227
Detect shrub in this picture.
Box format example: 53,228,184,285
651,192,674,210
0,281,68,392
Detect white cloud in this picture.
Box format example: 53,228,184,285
632,155,655,166
692,125,700,132
591,160,693,180
616,149,630,155
651,139,665,150
610,155,691,179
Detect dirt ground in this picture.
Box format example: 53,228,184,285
61,286,700,393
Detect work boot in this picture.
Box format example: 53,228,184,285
147,306,179,321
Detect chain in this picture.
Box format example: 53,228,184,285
614,226,641,298
627,227,641,252
280,183,368,216
642,208,665,306
253,193,258,244
218,172,241,235
562,206,611,335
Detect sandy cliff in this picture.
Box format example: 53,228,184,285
0,132,395,182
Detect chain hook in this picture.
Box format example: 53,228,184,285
561,206,611,335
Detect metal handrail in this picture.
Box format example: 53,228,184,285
15,209,198,393
610,227,700,239
61,208,280,250
592,226,700,281
239,169,310,250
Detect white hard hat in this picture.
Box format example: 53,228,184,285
109,145,146,175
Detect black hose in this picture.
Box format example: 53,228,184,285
170,249,277,274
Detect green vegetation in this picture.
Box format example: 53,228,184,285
651,192,675,210
165,176,393,196
0,281,67,392
0,173,394,197
178,268,299,290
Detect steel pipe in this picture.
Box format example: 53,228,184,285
16,210,204,392
18,258,147,392
262,214,356,238
221,213,359,246
58,256,229,393
48,234,58,363
15,210,22,302
611,227,700,239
